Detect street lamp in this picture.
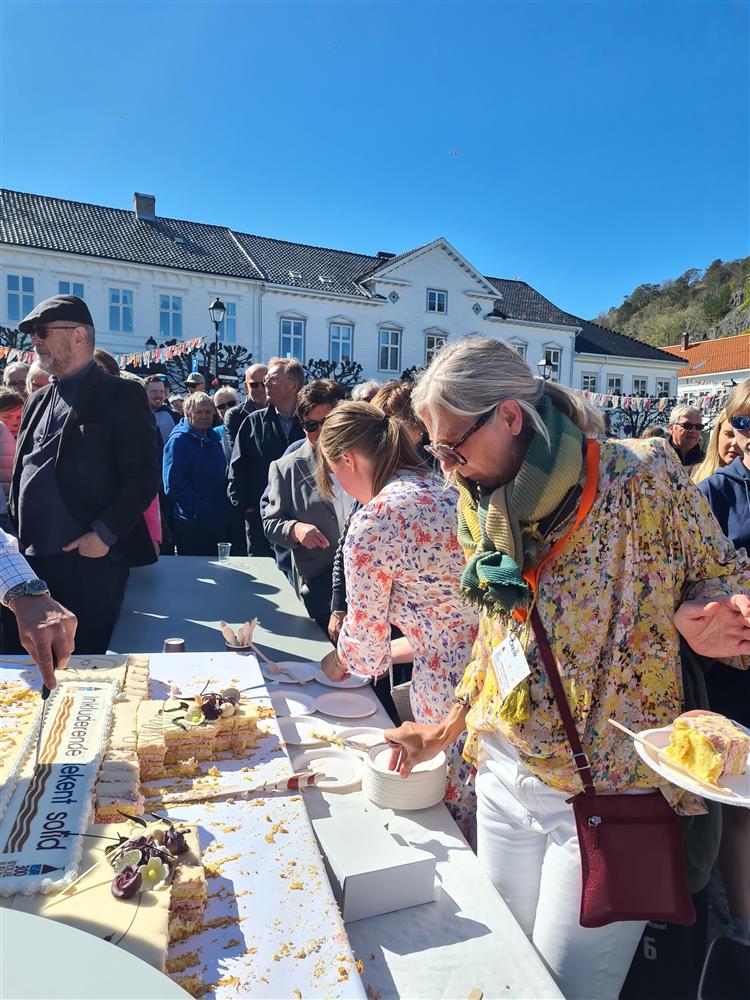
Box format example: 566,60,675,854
145,336,157,349
208,297,226,388
537,357,554,381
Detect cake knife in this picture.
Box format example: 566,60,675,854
33,652,56,770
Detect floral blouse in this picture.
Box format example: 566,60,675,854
454,438,750,812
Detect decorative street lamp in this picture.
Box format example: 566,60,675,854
208,297,226,388
537,357,554,381
145,336,157,349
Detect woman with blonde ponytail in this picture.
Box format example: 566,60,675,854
317,401,479,845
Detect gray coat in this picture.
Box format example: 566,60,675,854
262,439,350,597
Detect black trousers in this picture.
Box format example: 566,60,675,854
173,517,227,557
1,550,129,655
244,511,273,558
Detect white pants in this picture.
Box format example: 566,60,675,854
476,732,646,1000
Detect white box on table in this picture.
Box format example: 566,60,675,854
312,813,436,922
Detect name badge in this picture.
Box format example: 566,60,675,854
490,632,532,702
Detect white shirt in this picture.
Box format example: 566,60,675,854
0,527,37,603
328,476,352,535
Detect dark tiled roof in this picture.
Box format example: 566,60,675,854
1,189,261,279
572,317,681,363
485,277,580,328
359,239,435,277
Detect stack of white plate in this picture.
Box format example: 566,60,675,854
362,745,447,810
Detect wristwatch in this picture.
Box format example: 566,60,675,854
2,579,51,608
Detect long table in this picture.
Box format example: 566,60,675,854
111,555,562,1000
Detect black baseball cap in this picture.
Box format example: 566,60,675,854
19,294,94,335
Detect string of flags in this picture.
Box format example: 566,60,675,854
0,336,206,369
577,388,726,412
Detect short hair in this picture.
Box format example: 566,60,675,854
296,379,348,419
668,404,701,426
120,370,145,385
0,388,25,413
266,357,305,389
144,374,167,387
93,348,120,377
351,380,381,402
4,362,29,382
371,380,426,433
640,425,666,439
214,386,239,405
26,362,48,392
183,390,214,419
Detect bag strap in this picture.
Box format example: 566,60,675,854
530,604,596,795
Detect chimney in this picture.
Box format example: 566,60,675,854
133,192,156,221
377,251,395,259
681,330,690,351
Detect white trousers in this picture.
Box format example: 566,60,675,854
476,732,646,1000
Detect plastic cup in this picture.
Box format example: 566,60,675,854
217,542,232,563
163,638,185,653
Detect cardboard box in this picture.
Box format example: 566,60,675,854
312,813,436,922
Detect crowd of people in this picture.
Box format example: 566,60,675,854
1,293,748,999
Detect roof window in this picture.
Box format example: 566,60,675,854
288,270,302,280
319,275,334,284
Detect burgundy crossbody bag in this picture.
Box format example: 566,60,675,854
529,604,696,928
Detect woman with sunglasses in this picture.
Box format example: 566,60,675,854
691,407,742,484
697,381,750,946
381,336,750,1000
318,401,480,845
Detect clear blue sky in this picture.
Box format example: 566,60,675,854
1,0,747,320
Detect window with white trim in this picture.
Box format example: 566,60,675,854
510,340,527,360
426,289,447,314
329,323,353,364
607,374,623,395
109,287,133,333
581,373,598,393
425,333,446,365
632,377,648,395
379,327,401,372
280,317,305,359
6,274,34,323
656,379,671,397
159,294,182,339
218,302,237,343
58,280,84,298
544,347,561,382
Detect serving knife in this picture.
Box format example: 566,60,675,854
33,653,56,770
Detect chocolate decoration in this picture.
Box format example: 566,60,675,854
163,827,189,855
111,865,142,899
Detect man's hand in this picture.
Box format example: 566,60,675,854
675,594,750,658
62,532,109,558
292,522,329,550
328,612,345,644
12,595,77,689
384,722,448,779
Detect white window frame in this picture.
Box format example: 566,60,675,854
509,339,528,360
280,316,305,359
581,372,598,393
216,301,237,344
378,325,402,373
159,293,183,340
656,379,671,397
108,286,134,333
58,279,85,299
426,288,448,314
632,377,648,396
425,331,447,365
6,273,34,324
543,344,562,383
329,322,353,364
607,374,623,395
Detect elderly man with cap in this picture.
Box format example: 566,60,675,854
3,294,159,654
184,372,206,394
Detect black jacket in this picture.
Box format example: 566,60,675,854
667,435,704,467
223,399,258,460
10,364,160,567
227,405,304,512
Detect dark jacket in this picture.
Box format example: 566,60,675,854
698,456,750,553
10,364,159,567
163,420,229,522
223,399,258,459
668,435,704,467
227,405,304,512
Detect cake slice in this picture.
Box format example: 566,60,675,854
664,711,749,784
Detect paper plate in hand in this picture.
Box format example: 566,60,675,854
633,724,750,807
261,660,318,684
314,668,371,689
277,715,338,746
296,747,363,793
269,690,317,718
314,691,377,719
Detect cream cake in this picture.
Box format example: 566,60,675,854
94,750,144,822
0,682,41,819
665,711,749,784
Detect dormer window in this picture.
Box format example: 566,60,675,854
319,275,334,285
288,270,302,280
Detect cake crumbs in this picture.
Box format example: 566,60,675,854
165,951,200,974
356,959,364,974
221,824,241,832
264,820,288,844
206,765,222,777
204,915,246,930
292,990,302,999
290,881,304,890
366,987,381,999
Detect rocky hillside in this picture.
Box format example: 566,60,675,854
593,256,750,348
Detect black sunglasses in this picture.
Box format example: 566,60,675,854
247,380,264,388
32,324,80,340
676,421,703,432
729,415,750,431
215,401,234,411
301,417,328,433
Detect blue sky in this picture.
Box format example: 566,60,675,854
1,0,747,320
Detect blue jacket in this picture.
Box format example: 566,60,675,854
163,419,229,522
698,455,750,554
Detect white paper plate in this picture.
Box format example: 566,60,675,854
261,660,318,684
314,691,378,720
277,715,337,747
314,668,371,689
363,747,446,810
296,747,363,793
633,723,750,808
269,690,317,718
336,726,387,751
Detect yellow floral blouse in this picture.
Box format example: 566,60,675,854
454,438,750,812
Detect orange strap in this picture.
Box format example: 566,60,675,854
513,438,600,621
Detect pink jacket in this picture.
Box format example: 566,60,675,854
0,423,15,499
143,495,162,546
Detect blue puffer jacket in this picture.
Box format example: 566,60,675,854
163,419,229,522
698,455,750,554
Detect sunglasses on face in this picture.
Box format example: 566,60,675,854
32,324,80,340
215,402,234,412
729,415,750,431
675,421,703,432
247,380,264,388
301,417,327,433
424,406,495,467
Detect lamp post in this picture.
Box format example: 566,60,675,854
537,357,554,381
208,297,226,389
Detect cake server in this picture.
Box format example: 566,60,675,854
33,652,56,770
